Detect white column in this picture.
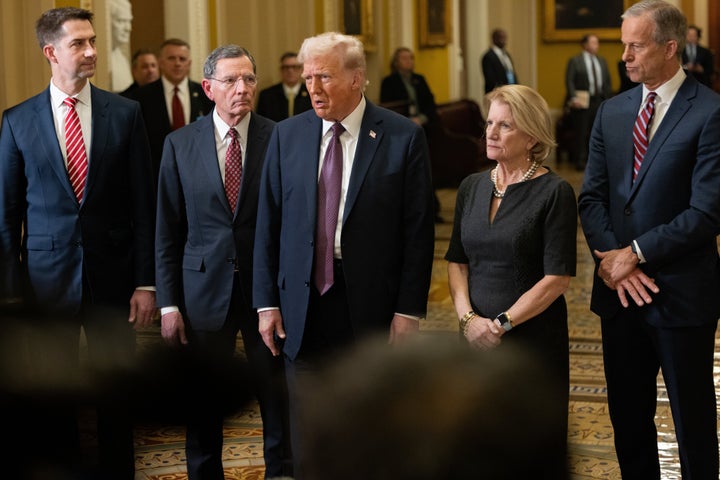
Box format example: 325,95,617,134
164,0,209,81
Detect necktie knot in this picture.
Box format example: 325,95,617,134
331,122,345,138
646,92,657,107
228,127,239,140
64,97,78,109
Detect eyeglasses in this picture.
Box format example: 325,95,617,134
209,74,258,88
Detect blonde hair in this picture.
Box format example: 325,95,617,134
298,31,367,86
485,85,556,163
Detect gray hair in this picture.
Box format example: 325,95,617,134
298,31,366,79
622,0,687,59
203,44,256,78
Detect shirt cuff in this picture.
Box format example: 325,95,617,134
160,306,179,316
257,307,280,313
632,240,647,264
395,312,423,321
136,286,156,291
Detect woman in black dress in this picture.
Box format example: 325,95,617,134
445,84,577,475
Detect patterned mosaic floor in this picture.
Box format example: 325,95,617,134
128,162,718,479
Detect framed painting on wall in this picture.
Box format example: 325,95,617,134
341,0,375,51
419,0,451,48
543,0,632,42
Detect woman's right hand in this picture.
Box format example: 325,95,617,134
464,315,503,350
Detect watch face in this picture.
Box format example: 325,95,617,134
496,313,512,331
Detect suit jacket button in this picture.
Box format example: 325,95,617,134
304,281,310,287
75,241,82,247
624,208,631,215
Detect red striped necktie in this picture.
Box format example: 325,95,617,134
632,92,657,181
63,97,88,202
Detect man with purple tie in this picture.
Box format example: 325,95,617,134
253,32,435,478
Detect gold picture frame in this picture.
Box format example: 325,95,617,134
543,0,632,42
419,0,451,48
340,0,376,51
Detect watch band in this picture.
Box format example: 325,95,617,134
495,311,514,331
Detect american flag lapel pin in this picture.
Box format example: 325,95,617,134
369,130,376,139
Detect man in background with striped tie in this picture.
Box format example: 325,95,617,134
579,1,720,478
0,7,155,479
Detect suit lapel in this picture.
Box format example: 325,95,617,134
189,82,211,121
343,102,382,225
86,86,109,205
33,90,76,202
238,114,266,207
304,115,323,226
194,115,232,216
632,78,695,193
619,88,643,196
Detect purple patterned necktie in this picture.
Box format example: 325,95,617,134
314,122,345,295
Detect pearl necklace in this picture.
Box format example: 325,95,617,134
491,161,540,198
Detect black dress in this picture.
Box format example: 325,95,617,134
445,168,577,469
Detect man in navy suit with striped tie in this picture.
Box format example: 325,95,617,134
0,7,155,479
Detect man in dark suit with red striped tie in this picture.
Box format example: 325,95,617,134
0,7,155,479
128,38,214,183
579,1,720,478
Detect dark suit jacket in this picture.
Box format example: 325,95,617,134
253,101,435,360
256,83,312,122
120,81,140,97
156,112,274,331
682,44,715,87
379,72,438,123
129,78,214,181
481,48,517,93
578,76,720,326
0,85,156,313
565,53,612,102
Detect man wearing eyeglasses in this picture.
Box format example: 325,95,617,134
155,44,291,479
256,52,312,122
129,38,214,183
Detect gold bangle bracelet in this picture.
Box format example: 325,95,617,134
459,310,476,332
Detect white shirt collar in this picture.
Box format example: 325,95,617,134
322,96,366,140
283,83,301,98
213,108,250,143
642,66,686,106
50,79,91,107
162,75,188,94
